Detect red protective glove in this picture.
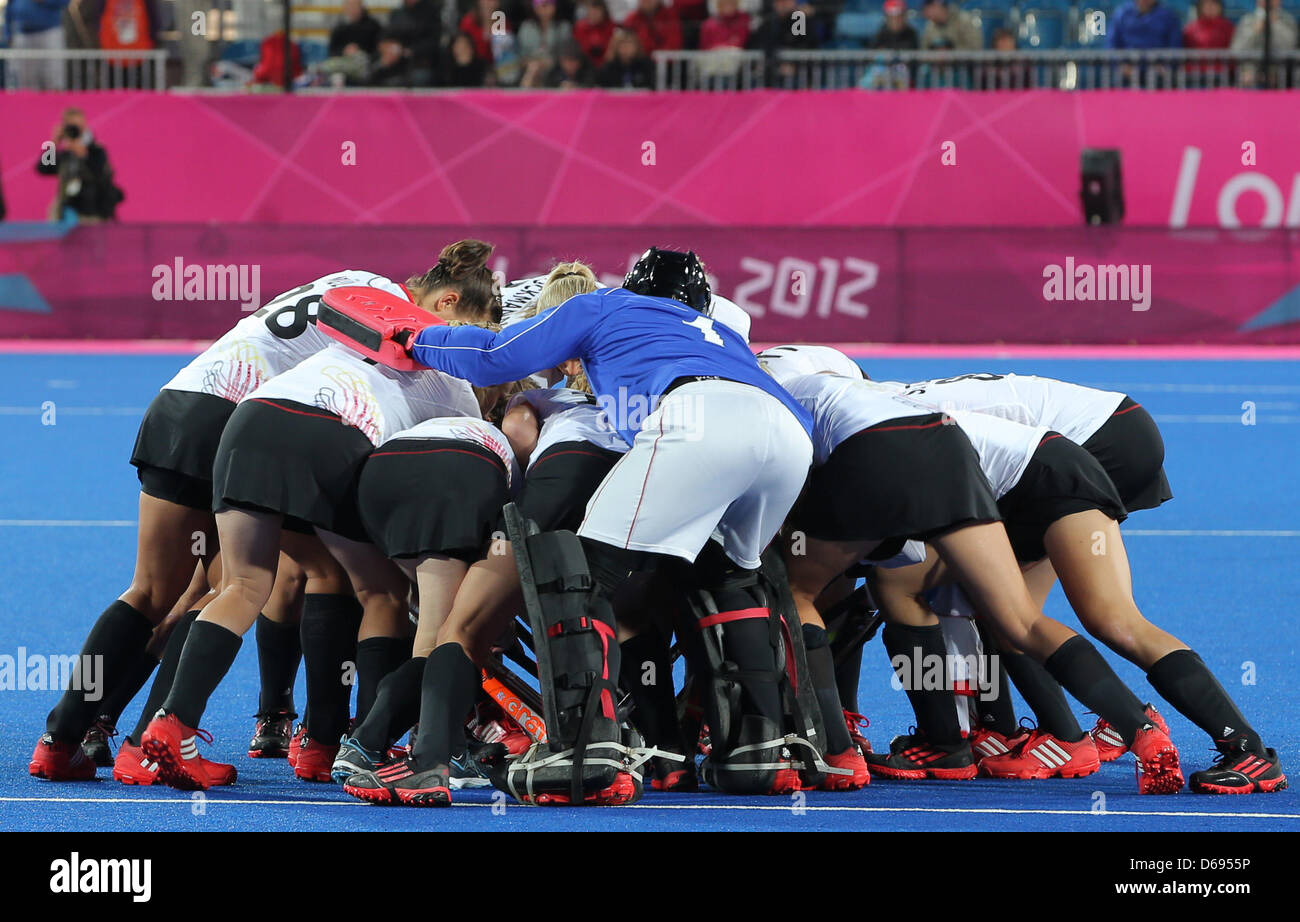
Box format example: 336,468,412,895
318,286,444,371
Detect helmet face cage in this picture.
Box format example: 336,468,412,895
623,247,712,315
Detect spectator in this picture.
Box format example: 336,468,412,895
623,0,683,53
699,0,750,49
1184,0,1234,48
991,25,1016,50
1107,0,1183,48
460,0,506,61
329,0,383,57
440,29,490,84
919,0,982,49
597,26,655,85
1231,0,1299,52
575,0,616,62
388,0,442,81
4,0,71,88
749,0,820,53
874,0,919,49
535,37,595,85
35,108,124,223
251,30,303,87
518,0,574,60
369,30,413,85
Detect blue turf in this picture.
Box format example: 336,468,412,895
1,354,1297,831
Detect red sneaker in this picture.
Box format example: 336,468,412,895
521,770,643,806
843,710,873,755
468,702,532,758
969,724,1030,762
1189,741,1287,795
29,734,97,781
819,747,870,790
112,741,161,785
1131,724,1184,794
865,732,978,781
293,737,340,782
980,730,1101,779
1090,703,1168,762
140,712,214,791
198,754,237,786
287,723,307,768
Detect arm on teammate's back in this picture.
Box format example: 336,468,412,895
410,294,600,385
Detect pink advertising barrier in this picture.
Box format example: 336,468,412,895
2,224,1297,343
3,91,1300,227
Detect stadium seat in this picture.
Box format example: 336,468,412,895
300,40,330,68
969,9,1013,47
834,11,886,46
840,0,886,11
220,39,262,68
965,0,1017,10
1019,9,1068,48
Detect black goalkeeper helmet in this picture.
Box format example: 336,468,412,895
623,247,712,315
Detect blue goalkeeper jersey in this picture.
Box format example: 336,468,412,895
411,287,812,446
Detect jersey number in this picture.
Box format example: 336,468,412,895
254,283,322,340
684,315,724,346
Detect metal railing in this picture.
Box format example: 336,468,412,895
0,49,168,91
655,49,1300,91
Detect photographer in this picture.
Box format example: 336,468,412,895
34,108,124,223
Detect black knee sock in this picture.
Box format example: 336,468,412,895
1003,650,1084,741
1044,636,1147,746
620,631,685,752
160,620,242,729
355,635,413,724
882,622,964,745
803,624,854,754
255,614,301,716
94,648,159,730
1147,649,1263,755
353,656,426,754
128,610,201,745
971,624,1018,736
300,593,362,743
46,600,155,742
411,643,480,769
834,639,864,714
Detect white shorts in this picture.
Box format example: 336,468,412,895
578,380,812,569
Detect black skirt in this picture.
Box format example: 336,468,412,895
516,441,625,533
1081,396,1172,513
793,414,1001,545
211,398,374,541
359,438,511,561
130,388,238,511
997,432,1128,562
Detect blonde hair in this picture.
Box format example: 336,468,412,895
530,261,599,315
475,376,540,426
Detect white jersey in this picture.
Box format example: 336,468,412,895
500,275,549,327
506,387,629,470
246,344,481,446
161,270,406,402
385,416,522,493
757,343,862,385
783,374,1045,497
945,410,1049,500
711,295,751,343
782,374,939,466
884,373,1126,445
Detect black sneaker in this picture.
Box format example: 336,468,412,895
343,758,452,807
82,719,116,768
865,730,977,780
650,752,697,791
1189,740,1287,795
331,736,383,784
248,711,295,759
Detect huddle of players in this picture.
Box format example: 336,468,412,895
29,241,1285,806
